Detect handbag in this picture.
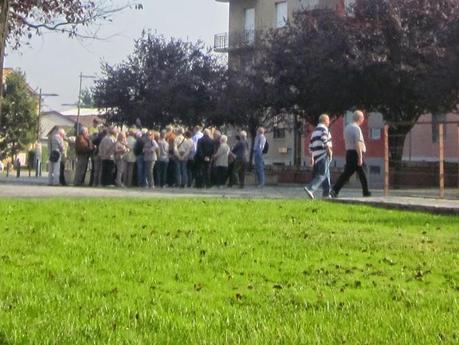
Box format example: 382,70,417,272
49,150,60,163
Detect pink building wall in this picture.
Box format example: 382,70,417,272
402,113,459,163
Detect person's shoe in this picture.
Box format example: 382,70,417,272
363,192,372,197
329,190,338,199
303,187,315,199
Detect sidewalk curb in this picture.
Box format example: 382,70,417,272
328,198,459,215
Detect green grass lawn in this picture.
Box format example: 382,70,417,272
0,199,458,345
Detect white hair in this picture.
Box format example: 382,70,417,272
353,110,364,122
319,114,329,124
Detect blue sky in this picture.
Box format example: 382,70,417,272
5,0,229,110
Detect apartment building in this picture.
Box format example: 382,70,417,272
215,0,346,167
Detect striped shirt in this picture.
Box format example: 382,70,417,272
309,124,332,162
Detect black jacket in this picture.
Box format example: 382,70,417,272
196,135,214,162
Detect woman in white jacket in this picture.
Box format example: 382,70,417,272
213,135,230,188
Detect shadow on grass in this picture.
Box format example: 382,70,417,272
0,332,10,345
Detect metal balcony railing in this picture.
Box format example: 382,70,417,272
214,30,260,52
214,33,229,52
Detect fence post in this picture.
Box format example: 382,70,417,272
384,124,389,197
457,125,459,189
439,123,445,199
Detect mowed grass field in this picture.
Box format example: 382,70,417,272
0,199,458,345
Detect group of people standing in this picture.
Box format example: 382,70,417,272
48,110,371,197
49,124,269,189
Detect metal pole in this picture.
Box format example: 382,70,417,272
76,72,83,135
457,125,459,189
37,88,42,141
384,124,389,197
439,123,445,199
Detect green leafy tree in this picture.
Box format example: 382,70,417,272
80,87,95,108
0,70,37,159
0,0,143,121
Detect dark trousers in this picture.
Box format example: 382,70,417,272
156,161,168,187
167,158,177,186
136,155,146,187
216,166,228,186
196,160,211,188
74,154,89,186
210,165,217,186
101,160,115,186
186,159,196,187
153,163,159,187
89,155,95,186
333,150,370,196
231,160,247,187
59,161,67,185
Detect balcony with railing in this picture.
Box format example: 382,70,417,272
214,30,260,53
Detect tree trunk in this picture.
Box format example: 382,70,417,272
293,115,303,168
0,0,10,125
388,124,414,188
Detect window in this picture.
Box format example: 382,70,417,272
275,1,288,28
244,8,255,44
273,127,286,139
370,128,381,140
344,111,353,126
370,165,381,175
344,0,355,17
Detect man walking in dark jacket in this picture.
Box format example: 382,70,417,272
230,130,249,188
74,127,93,186
196,129,214,188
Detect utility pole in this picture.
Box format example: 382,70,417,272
76,72,96,135
36,89,57,178
38,89,42,141
37,89,59,140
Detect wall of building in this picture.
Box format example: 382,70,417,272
228,0,342,35
402,113,459,163
224,0,343,167
264,122,307,167
40,113,74,140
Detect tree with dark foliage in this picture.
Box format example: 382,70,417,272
94,32,225,129
258,9,358,125
350,0,459,163
258,0,459,165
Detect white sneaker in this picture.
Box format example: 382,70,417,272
303,187,315,199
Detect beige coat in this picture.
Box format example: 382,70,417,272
214,143,230,167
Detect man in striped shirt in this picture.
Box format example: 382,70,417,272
304,114,333,199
